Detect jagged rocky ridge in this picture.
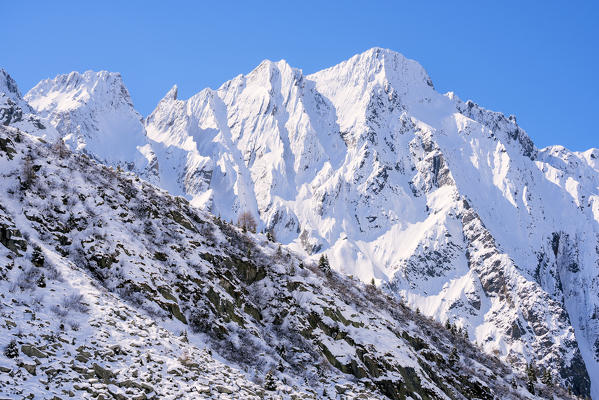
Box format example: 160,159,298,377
3,47,598,397
0,125,562,399
0,69,52,135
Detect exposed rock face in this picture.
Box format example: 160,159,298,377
21,344,48,358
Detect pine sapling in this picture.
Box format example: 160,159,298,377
318,254,331,275
264,369,277,391
4,339,18,358
448,347,459,368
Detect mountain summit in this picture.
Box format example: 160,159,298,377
25,70,156,173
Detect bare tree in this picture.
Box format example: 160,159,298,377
22,153,36,188
52,137,69,158
238,210,257,233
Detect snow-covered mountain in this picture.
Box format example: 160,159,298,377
25,71,157,176
7,47,598,397
141,48,597,396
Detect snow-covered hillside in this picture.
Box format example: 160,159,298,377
5,47,598,397
0,124,558,399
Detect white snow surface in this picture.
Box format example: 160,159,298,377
13,47,599,397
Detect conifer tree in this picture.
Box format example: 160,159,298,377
526,362,537,382
318,254,331,274
526,362,537,394
32,245,44,267
36,273,46,288
526,378,535,395
4,339,18,358
264,369,277,391
541,369,553,386
448,347,459,368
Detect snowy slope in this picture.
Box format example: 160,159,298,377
8,47,599,397
0,124,557,399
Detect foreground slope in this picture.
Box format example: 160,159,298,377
0,125,564,399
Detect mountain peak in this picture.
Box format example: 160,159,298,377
254,58,294,70
360,46,402,59
24,69,152,171
217,57,303,98
26,70,134,114
309,47,434,98
41,70,124,91
244,58,298,83
161,84,178,102
0,69,23,101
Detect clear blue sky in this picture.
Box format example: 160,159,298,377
2,1,597,150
